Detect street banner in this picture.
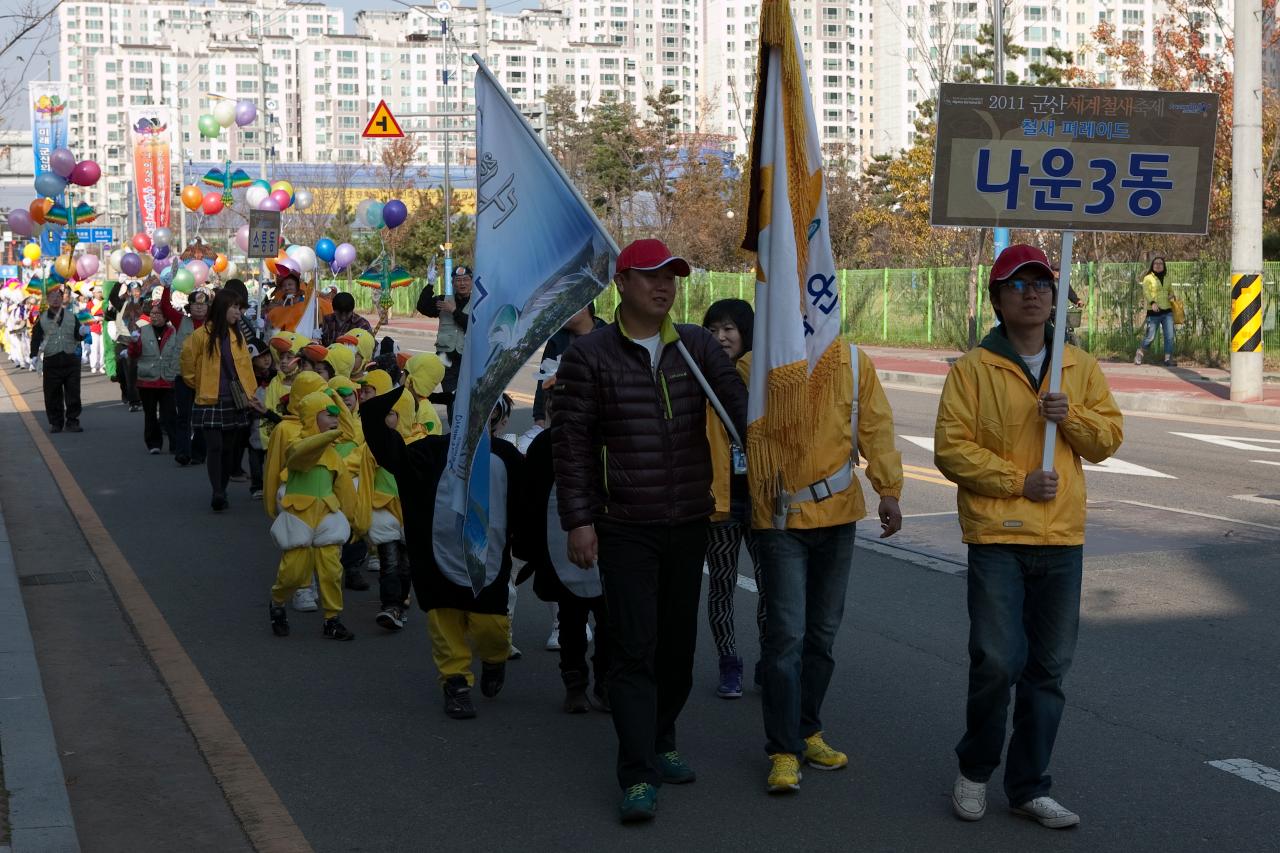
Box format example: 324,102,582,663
31,82,70,257
444,54,618,594
129,107,173,236
931,83,1219,234
247,210,281,258
740,0,843,506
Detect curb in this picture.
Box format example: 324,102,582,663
0,508,80,853
876,369,1280,426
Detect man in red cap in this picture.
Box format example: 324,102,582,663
934,244,1123,830
553,238,747,823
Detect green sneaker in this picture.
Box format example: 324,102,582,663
619,783,658,823
657,750,696,784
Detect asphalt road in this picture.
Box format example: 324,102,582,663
3,351,1280,853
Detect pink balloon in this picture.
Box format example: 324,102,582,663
186,260,209,286
75,255,100,279
235,224,250,253
274,257,301,277
269,189,292,210
257,197,281,212
69,160,102,187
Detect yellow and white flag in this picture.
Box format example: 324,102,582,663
741,0,843,499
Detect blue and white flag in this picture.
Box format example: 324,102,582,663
445,55,618,594
30,82,70,257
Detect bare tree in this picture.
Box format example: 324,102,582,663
0,1,62,123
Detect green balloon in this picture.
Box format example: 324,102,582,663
197,114,220,139
172,268,195,293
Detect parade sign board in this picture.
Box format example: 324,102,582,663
931,83,1219,234
247,210,281,258
129,106,173,236
29,82,70,207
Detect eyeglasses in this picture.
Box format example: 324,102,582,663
999,278,1054,293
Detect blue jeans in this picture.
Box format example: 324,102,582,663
956,544,1082,806
1141,311,1175,357
757,523,855,758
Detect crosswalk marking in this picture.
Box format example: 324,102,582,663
899,436,1172,479
1171,432,1280,454
1208,759,1280,795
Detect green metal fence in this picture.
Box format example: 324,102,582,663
336,261,1280,365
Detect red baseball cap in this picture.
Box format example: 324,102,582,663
616,239,691,277
989,244,1053,285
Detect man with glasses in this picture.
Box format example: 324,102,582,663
934,244,1123,830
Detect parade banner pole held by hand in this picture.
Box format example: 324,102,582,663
930,82,1219,471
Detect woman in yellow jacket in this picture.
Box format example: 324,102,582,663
1135,256,1175,366
934,245,1123,829
181,288,264,511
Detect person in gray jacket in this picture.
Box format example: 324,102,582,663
30,285,88,433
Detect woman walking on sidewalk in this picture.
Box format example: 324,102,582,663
1135,257,1175,367
182,288,264,512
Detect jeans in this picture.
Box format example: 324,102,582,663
41,353,82,429
956,544,1083,806
1141,311,1175,357
757,523,856,758
139,386,176,451
597,518,707,789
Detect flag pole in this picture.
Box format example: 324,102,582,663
1041,230,1074,470
469,53,620,257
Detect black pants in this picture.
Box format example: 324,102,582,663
377,541,412,609
115,345,140,404
341,539,368,573
596,518,708,789
139,386,176,451
202,428,239,498
41,353,82,429
173,380,205,461
429,355,461,422
559,593,610,688
248,447,265,492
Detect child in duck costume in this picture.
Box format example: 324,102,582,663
403,352,446,435
358,370,415,631
328,373,375,593
359,384,524,719
267,391,368,641
261,331,307,449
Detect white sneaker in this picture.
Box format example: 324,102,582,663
951,773,987,821
291,587,318,612
366,552,381,573
1013,796,1079,829
585,623,594,644
545,627,560,651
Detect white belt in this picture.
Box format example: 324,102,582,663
772,459,855,528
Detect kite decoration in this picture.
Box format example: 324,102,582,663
44,202,98,227
357,253,413,331
202,159,254,205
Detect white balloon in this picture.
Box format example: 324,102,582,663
109,248,125,271
293,188,314,211
354,198,372,226
245,185,269,209
152,226,173,247
223,261,238,280
285,244,317,274
213,100,237,128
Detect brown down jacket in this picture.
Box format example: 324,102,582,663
551,318,748,530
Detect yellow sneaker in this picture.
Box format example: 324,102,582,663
803,732,848,770
767,753,802,793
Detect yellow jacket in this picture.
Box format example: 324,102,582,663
709,353,752,522
934,330,1124,545
749,346,903,531
181,325,258,406
1141,272,1172,312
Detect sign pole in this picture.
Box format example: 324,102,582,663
1229,0,1263,402
1041,230,1074,471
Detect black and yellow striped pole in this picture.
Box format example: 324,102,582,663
1230,272,1263,402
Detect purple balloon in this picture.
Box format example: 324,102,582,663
69,160,101,187
258,196,282,212
50,148,76,179
120,252,142,277
332,242,357,272
382,199,408,229
153,245,170,261
234,100,258,127
8,209,34,237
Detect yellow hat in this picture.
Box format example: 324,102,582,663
298,391,340,437
350,329,376,363
404,353,445,398
286,371,328,416
360,369,393,397
323,344,355,378
327,375,358,400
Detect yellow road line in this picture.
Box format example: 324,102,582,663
0,369,312,853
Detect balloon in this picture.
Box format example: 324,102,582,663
120,252,142,277
293,188,314,211
76,255,99,279
274,257,301,277
354,199,372,225
187,260,209,286
285,244,317,274
22,257,32,268
269,189,292,210
132,232,152,253
234,99,258,127
201,192,224,215
159,263,175,285
152,226,173,248
54,254,76,279
365,201,385,228
258,196,282,212
213,253,228,273
213,100,237,128
181,185,203,211
138,253,154,277
153,245,170,261
223,261,238,279
235,224,250,253
23,243,41,262
382,199,408,229
108,249,124,271
332,242,357,272
198,114,220,139
245,184,269,209
8,209,33,237
29,198,52,225
171,268,195,293
314,238,336,263
270,180,294,199
34,171,67,198
69,160,101,187
50,148,76,179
